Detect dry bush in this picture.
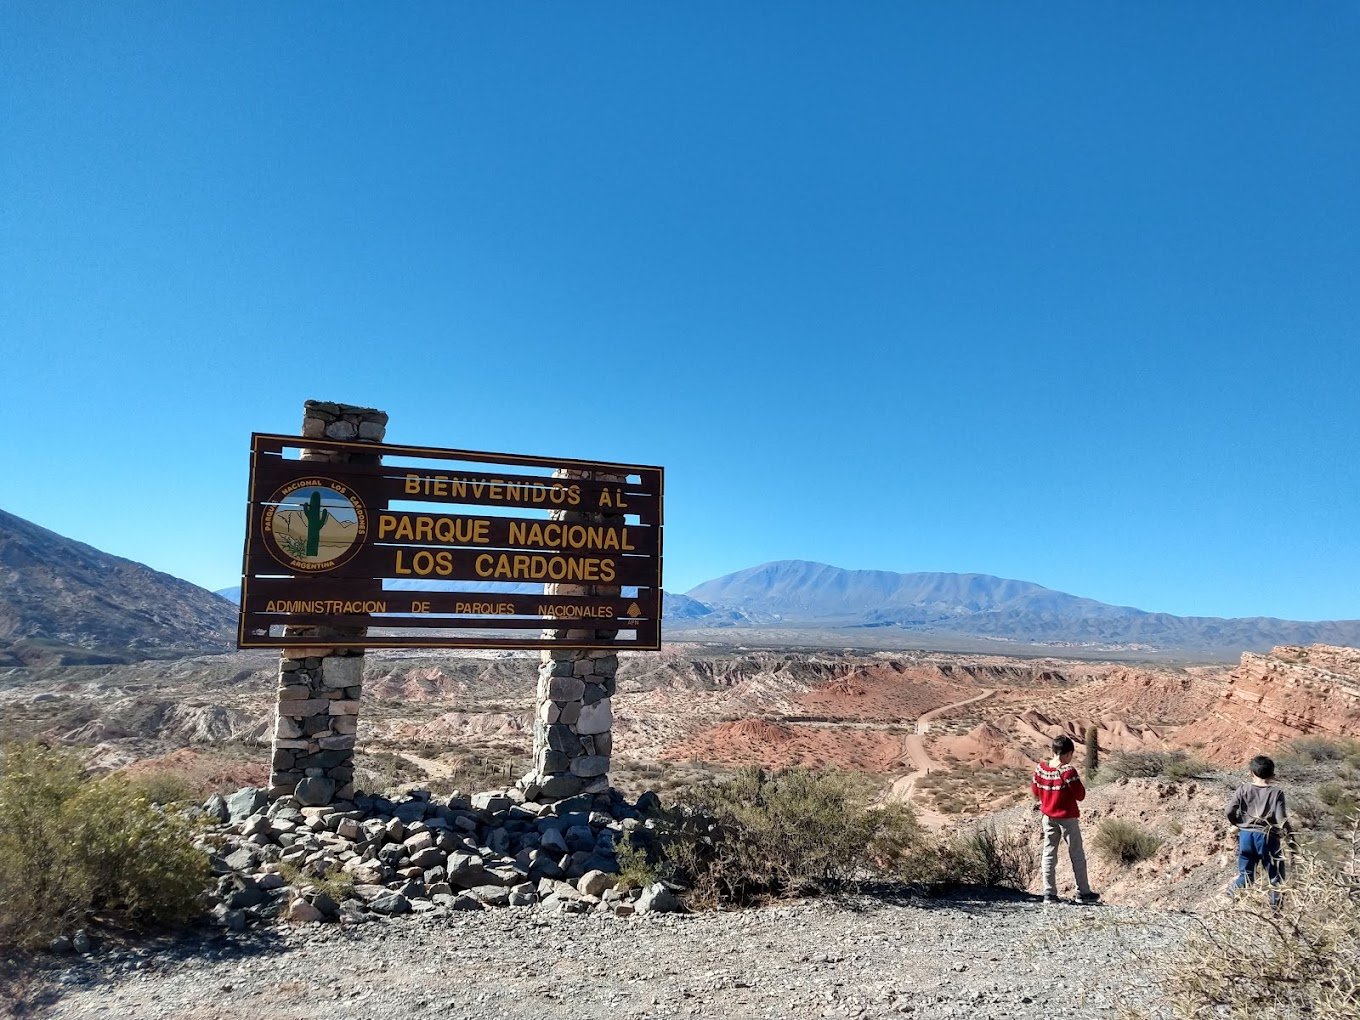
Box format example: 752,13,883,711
1092,818,1162,866
0,743,211,948
278,861,354,903
124,772,197,806
634,768,1039,909
1286,736,1360,765
1100,750,1207,782
1158,829,1360,1019
927,823,1038,890
650,766,927,908
613,840,658,890
354,749,424,794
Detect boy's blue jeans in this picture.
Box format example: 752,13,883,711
1232,829,1285,892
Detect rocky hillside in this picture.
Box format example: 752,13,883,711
1177,644,1360,761
679,560,1360,657
0,508,238,665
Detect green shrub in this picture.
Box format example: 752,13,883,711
1319,782,1350,807
1157,833,1360,1019
928,824,1038,889
1288,782,1360,834
1091,818,1162,866
1100,750,1207,782
652,766,926,908
614,840,658,890
126,772,197,806
0,743,212,948
1287,736,1360,763
277,861,354,903
1289,790,1332,833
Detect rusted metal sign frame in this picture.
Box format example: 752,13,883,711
238,433,664,650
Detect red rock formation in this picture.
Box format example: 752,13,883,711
1177,645,1360,762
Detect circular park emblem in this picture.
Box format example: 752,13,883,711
260,477,368,572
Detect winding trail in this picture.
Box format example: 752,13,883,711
881,688,996,814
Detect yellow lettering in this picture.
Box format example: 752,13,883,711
404,474,420,495
411,601,430,613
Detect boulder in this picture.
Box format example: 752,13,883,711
226,788,267,822
295,777,336,807
287,898,325,923
368,891,411,915
637,883,682,914
471,885,511,907
202,793,230,823
577,870,617,897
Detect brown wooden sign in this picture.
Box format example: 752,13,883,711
238,434,664,650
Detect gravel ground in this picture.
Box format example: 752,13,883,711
8,890,1191,1020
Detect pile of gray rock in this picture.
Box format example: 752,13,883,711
198,785,681,929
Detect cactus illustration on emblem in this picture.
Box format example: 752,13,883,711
300,489,330,557
261,477,368,572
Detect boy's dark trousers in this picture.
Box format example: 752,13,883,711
1232,829,1285,895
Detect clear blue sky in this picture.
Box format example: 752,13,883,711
2,4,1357,621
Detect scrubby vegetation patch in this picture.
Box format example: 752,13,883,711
0,743,212,949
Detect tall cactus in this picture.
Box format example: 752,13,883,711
1084,724,1101,777
300,490,329,557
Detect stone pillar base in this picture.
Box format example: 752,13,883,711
522,642,618,801
269,649,363,804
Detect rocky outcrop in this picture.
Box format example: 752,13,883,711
0,507,236,663
1177,645,1360,762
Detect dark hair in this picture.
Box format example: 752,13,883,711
1249,755,1276,780
1051,735,1075,757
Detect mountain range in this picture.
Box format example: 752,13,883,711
3,507,1357,663
666,560,1360,656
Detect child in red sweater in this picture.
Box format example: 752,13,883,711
1032,734,1100,905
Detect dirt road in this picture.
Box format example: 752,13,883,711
881,688,995,812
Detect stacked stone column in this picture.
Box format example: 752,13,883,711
268,401,387,806
524,469,625,801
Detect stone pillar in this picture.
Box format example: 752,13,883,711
523,469,625,801
268,401,387,806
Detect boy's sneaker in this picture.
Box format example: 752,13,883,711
1078,891,1101,903
1042,894,1059,904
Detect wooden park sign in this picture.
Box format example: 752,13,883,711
238,433,663,650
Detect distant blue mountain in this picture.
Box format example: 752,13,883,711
679,560,1360,655
662,591,750,625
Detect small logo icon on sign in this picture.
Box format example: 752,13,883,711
261,477,368,572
